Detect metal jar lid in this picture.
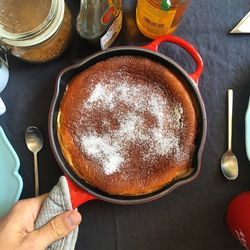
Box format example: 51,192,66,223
0,0,65,47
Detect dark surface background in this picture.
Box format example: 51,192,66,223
1,0,250,249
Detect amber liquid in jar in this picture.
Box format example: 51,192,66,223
136,0,190,39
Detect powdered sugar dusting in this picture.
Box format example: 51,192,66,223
81,134,124,175
78,75,185,175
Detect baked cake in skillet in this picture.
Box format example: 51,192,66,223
57,56,197,196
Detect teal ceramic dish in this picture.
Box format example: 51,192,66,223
246,97,250,162
0,126,23,217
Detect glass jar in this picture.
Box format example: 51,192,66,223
136,0,190,39
76,0,122,50
0,0,72,63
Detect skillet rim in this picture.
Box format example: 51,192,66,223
48,46,207,205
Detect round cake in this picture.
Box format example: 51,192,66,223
57,56,197,196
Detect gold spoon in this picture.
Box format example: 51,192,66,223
221,89,239,180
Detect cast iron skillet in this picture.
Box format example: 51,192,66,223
49,35,207,208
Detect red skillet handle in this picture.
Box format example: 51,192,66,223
143,35,204,84
65,175,96,209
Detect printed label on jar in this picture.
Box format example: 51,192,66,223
137,0,176,36
100,11,122,50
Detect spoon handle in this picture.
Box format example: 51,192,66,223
34,153,39,196
228,89,233,151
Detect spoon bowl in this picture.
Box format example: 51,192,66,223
25,126,43,153
221,151,239,180
25,126,43,196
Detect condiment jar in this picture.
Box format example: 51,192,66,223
0,0,72,63
136,0,190,39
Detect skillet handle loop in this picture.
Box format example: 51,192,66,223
66,175,96,209
143,35,204,84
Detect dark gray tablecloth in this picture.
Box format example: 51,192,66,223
1,0,250,249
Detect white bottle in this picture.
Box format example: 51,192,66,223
246,96,250,161
0,55,9,116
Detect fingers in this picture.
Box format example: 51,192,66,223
0,194,50,234
31,210,82,249
10,194,47,216
25,194,49,218
28,194,48,207
12,194,49,221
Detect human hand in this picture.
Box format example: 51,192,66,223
0,194,82,250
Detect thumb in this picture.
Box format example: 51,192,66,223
32,210,81,249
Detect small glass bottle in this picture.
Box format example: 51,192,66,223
76,0,122,50
136,0,190,39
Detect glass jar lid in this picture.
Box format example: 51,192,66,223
0,0,64,47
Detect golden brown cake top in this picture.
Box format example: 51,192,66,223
58,56,196,195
